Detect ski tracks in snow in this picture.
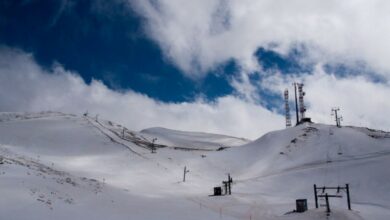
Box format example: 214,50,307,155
85,117,148,159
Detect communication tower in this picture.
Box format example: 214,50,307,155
293,83,300,125
292,82,311,125
284,89,292,127
297,83,306,120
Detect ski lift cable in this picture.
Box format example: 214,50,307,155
323,125,336,187
322,129,331,187
332,125,342,189
336,144,345,192
337,147,341,188
338,145,343,155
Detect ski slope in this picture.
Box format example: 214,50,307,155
140,127,250,151
0,112,389,220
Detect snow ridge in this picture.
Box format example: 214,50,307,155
0,112,389,220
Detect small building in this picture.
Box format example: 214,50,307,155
214,187,222,196
297,117,312,125
296,199,308,213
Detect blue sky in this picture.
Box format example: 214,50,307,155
1,0,390,138
0,0,305,106
0,0,238,102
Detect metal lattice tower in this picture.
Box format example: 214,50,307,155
284,89,291,127
297,83,306,120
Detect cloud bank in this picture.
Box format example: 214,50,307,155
131,0,390,79
259,65,390,131
2,1,390,139
127,0,390,132
0,47,283,139
0,47,389,139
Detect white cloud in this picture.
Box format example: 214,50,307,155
259,65,390,131
1,47,389,139
304,70,390,130
5,0,390,137
130,0,390,79
0,47,284,139
230,71,259,102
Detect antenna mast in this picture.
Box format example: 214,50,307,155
298,83,306,120
284,89,291,127
293,83,300,125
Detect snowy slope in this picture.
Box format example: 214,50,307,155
0,112,233,220
208,123,390,219
140,127,250,151
0,112,389,220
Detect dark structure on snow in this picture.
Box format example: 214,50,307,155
314,184,351,214
211,174,233,196
213,187,222,196
296,199,308,213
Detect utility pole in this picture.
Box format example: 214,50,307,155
331,108,343,127
222,174,233,195
325,193,330,214
314,184,319,208
228,174,233,195
183,166,190,182
346,184,351,210
293,83,300,125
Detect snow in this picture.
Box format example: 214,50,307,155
140,127,250,150
0,112,389,219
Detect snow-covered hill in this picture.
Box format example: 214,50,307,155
0,112,389,220
140,127,250,151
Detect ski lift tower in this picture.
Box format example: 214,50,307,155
331,107,343,127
